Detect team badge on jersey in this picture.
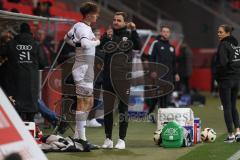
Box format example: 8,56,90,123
122,37,128,41
170,46,174,52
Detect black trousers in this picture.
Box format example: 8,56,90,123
218,79,240,133
180,76,190,94
103,79,129,140
147,94,171,114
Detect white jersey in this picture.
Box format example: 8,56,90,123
64,22,100,96
65,22,100,63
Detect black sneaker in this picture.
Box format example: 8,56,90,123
235,134,240,142
224,136,235,143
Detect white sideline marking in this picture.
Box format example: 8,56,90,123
228,150,240,160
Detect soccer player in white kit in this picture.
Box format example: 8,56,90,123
64,2,100,142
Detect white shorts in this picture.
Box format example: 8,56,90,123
72,64,93,96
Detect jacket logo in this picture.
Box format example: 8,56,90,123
16,45,32,51
231,45,240,62
122,37,128,41
170,47,174,52
19,51,32,63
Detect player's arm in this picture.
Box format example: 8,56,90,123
98,32,111,51
75,26,100,48
64,29,76,47
218,42,229,67
128,22,141,50
149,42,158,63
81,37,100,49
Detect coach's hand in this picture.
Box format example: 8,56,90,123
106,27,113,39
127,22,136,30
175,74,180,82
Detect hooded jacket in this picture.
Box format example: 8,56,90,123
215,35,240,80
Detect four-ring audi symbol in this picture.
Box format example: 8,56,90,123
16,45,32,50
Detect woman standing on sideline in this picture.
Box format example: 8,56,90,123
215,24,240,143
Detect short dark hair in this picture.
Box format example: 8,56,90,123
219,24,234,34
20,23,31,33
114,12,128,22
80,2,99,17
160,25,171,31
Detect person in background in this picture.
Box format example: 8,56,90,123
35,29,55,67
215,24,240,143
149,25,180,110
0,30,14,92
177,42,192,94
0,23,46,121
33,1,52,17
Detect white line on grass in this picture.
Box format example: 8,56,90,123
228,150,240,160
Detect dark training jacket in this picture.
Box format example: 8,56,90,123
150,36,177,82
215,35,240,80
99,27,141,86
0,33,46,113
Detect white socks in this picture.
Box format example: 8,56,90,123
75,111,89,141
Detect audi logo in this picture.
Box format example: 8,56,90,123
16,45,32,50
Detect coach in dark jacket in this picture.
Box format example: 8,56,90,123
0,23,46,121
149,26,180,109
215,24,240,143
100,12,141,149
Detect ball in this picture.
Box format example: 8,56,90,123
153,129,162,145
201,128,217,142
207,128,217,142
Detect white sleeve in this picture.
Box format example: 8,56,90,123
75,27,100,49
64,26,76,47
81,38,100,49
64,35,75,47
64,24,100,48
148,40,158,55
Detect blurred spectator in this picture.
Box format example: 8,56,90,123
177,42,193,94
33,1,52,17
35,29,55,67
0,23,47,121
0,30,14,92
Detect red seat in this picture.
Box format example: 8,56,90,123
3,1,33,14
